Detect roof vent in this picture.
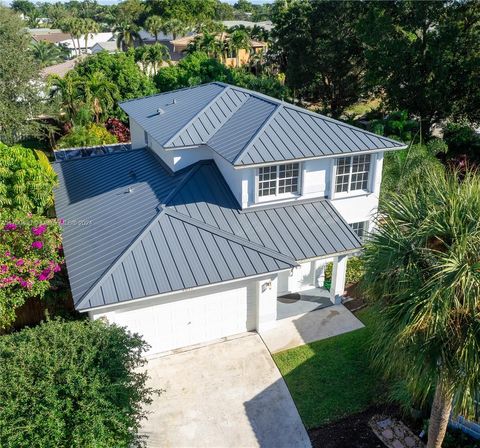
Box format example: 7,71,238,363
157,108,165,115
127,187,134,194
172,98,177,105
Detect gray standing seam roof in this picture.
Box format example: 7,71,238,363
119,82,406,166
54,147,362,311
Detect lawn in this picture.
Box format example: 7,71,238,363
273,308,384,429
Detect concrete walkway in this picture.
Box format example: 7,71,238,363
140,333,311,448
261,304,364,354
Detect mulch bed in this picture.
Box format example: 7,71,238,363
308,404,402,448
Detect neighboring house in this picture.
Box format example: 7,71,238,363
53,82,406,355
170,34,267,68
30,28,71,45
91,41,118,55
59,33,114,57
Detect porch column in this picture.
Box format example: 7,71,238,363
313,260,326,288
330,255,347,304
256,276,278,332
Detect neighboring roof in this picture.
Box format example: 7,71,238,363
170,34,266,49
120,82,406,167
222,20,274,31
60,33,113,49
31,31,71,44
54,146,361,311
91,41,118,53
40,57,84,78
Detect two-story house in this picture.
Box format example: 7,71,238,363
54,82,405,355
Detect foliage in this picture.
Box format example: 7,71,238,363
134,43,171,75
273,308,383,428
0,7,44,144
370,110,420,142
0,143,57,214
56,124,117,148
114,21,142,50
0,318,156,447
0,210,63,329
360,1,480,130
324,256,365,286
443,123,480,164
272,0,367,117
362,169,480,447
154,52,287,99
30,40,69,68
381,143,444,201
105,118,131,142
68,51,156,118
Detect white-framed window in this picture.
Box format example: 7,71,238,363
350,221,369,240
335,154,371,194
257,163,300,198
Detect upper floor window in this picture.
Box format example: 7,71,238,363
335,155,371,194
350,221,369,240
258,163,300,198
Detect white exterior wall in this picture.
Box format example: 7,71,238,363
130,118,146,149
89,278,261,355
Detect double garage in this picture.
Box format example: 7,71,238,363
88,276,278,355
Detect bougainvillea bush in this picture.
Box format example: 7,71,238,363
0,210,63,328
0,319,156,447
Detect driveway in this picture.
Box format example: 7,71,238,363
140,333,311,448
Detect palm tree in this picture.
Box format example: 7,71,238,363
30,41,66,68
186,32,223,60
81,18,100,54
229,29,251,67
58,17,83,56
84,71,118,123
48,74,82,123
114,21,142,51
162,18,188,40
145,43,170,75
145,15,163,42
362,168,480,448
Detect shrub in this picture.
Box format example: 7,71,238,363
443,122,480,163
0,210,63,329
57,124,117,148
324,256,364,285
0,143,57,214
0,319,156,447
105,118,131,143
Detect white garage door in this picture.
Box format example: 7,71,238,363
110,285,256,355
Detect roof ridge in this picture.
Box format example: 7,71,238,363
164,208,298,266
233,102,282,165
163,85,231,147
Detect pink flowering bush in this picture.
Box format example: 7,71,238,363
0,211,63,329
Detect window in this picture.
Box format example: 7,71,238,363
258,163,300,198
350,221,369,240
335,154,371,194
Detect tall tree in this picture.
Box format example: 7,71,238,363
81,18,100,54
30,40,68,68
0,7,44,144
362,168,480,448
83,71,118,123
229,29,250,67
162,18,188,40
272,0,367,117
145,14,164,41
114,21,142,50
48,74,82,124
360,0,480,131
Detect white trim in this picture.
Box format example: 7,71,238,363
81,268,292,314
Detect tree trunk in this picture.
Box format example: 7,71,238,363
427,378,454,448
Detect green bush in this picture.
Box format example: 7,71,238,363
324,256,364,286
443,122,480,162
0,143,57,214
0,319,156,448
57,124,117,149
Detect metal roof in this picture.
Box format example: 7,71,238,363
54,148,361,311
119,82,406,167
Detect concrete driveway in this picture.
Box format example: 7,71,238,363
140,333,311,448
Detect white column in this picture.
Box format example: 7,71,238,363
330,255,347,304
256,276,278,332
313,260,326,288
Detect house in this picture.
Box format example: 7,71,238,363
91,41,119,55
222,20,274,32
30,28,71,45
53,82,406,355
170,34,268,67
59,33,114,57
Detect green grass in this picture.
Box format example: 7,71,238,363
273,308,384,429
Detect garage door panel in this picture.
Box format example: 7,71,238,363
108,284,255,355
